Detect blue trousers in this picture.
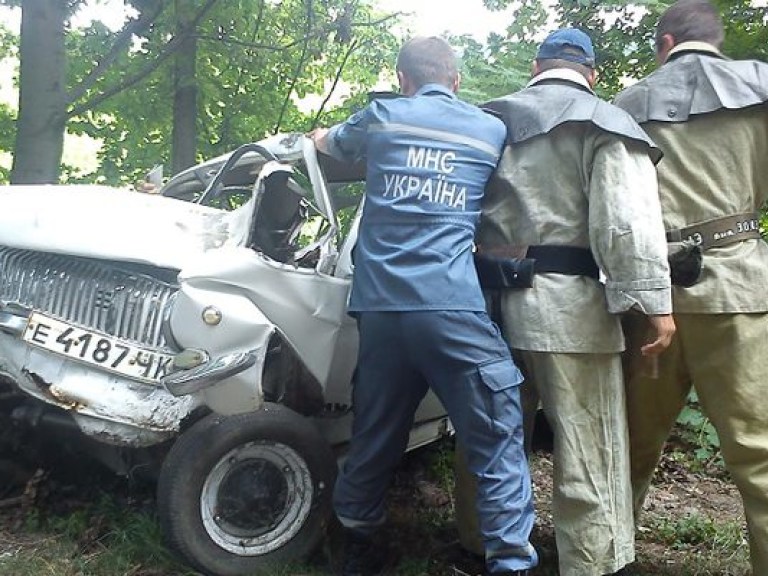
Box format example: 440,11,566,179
333,310,537,572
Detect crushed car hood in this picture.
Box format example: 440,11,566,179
0,185,253,270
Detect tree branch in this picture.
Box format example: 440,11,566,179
66,0,170,105
273,0,314,134
0,496,23,509
195,13,398,52
218,0,265,145
197,20,331,52
309,38,360,130
68,0,220,118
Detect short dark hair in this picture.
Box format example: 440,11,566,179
396,37,458,90
656,0,724,49
535,58,594,80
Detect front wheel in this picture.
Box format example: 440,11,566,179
157,403,337,576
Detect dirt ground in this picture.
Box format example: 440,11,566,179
386,438,748,576
523,447,748,576
333,431,749,576
0,432,750,576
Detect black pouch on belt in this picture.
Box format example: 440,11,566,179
474,253,535,290
665,212,762,287
668,242,703,287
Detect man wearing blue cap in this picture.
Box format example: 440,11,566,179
455,28,675,576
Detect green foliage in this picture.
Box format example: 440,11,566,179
1,0,400,185
716,0,768,61
646,513,746,552
675,392,723,470
457,0,545,103
463,0,768,103
332,180,365,240
553,0,768,97
6,492,194,576
0,103,14,182
3,0,768,184
88,0,396,185
424,437,455,497
0,23,17,179
454,35,535,104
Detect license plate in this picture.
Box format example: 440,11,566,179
23,312,173,384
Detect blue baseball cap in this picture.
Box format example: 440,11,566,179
536,28,596,67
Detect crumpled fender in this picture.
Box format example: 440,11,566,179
168,277,275,415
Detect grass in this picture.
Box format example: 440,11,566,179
647,513,746,550
0,439,754,576
633,512,750,576
1,496,194,576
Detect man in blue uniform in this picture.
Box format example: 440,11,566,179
311,36,537,576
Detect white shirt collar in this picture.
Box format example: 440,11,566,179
668,41,724,59
527,67,594,93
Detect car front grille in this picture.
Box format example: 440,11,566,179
0,247,178,350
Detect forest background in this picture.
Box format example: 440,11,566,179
0,0,766,188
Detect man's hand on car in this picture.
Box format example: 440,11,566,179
307,128,331,155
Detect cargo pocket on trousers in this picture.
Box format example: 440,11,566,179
478,359,524,435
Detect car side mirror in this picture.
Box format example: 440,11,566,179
145,164,164,187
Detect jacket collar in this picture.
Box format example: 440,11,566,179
667,41,726,62
527,68,594,94
414,83,457,99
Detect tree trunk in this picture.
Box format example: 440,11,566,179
11,0,67,184
171,0,198,176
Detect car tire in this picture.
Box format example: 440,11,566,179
157,403,337,576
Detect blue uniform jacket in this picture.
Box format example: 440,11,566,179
326,84,506,313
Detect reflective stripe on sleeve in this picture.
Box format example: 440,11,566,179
368,122,501,160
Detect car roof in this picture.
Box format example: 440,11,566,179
161,132,365,197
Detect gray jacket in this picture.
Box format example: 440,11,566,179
479,69,671,353
615,43,768,314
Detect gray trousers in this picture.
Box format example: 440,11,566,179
456,350,634,576
623,311,768,575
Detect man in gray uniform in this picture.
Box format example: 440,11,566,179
614,1,768,573
455,28,675,576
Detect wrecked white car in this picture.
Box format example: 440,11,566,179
0,133,450,576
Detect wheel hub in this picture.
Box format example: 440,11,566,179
216,458,289,535
200,440,315,555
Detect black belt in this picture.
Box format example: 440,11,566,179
666,212,762,250
526,245,599,278
475,245,598,290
